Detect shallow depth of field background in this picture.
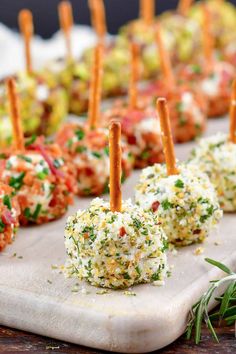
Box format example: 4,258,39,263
0,0,235,38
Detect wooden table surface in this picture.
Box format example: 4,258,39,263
0,324,235,353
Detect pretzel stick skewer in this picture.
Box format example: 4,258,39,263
129,43,139,110
109,121,122,212
89,0,107,42
178,0,194,16
157,98,178,176
140,0,155,25
229,79,236,144
202,4,214,72
18,9,34,75
58,0,74,61
6,78,25,152
155,24,176,90
88,44,104,130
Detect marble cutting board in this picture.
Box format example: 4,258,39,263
0,117,235,353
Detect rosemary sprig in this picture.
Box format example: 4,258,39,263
186,258,236,344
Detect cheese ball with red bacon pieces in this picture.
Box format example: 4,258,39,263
56,122,134,196
178,61,234,118
0,182,20,251
103,100,164,168
0,137,77,225
142,83,207,143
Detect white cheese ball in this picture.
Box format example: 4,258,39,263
189,133,236,212
135,164,222,246
64,198,168,289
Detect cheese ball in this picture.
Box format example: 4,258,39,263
102,100,164,168
189,133,236,212
135,164,222,246
64,198,168,289
0,138,77,225
0,72,68,147
0,182,20,251
190,0,236,52
159,12,201,63
142,84,207,143
56,122,134,196
179,61,234,118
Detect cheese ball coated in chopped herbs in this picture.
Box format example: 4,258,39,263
0,137,77,225
56,122,134,196
135,164,222,246
189,133,236,212
64,198,168,289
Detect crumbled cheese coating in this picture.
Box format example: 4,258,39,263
64,198,168,289
135,163,222,246
189,133,236,212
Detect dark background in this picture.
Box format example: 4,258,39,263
0,0,236,38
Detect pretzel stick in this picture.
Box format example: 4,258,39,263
177,0,193,16
88,0,107,42
109,121,122,212
202,4,214,72
140,0,155,25
229,79,236,144
88,44,103,129
18,9,34,75
58,1,74,61
6,78,25,151
155,24,176,89
129,43,139,110
157,98,178,176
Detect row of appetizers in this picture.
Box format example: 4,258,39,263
0,0,235,146
1,70,236,291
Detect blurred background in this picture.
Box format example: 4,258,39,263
1,0,236,38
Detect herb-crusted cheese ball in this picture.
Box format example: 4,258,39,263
56,122,134,196
135,164,222,246
102,101,164,168
0,138,77,225
189,133,236,212
64,198,168,289
0,183,20,251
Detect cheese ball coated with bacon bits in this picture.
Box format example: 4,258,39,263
135,164,222,246
56,122,134,196
179,61,234,118
64,198,168,289
0,137,77,225
0,182,20,251
102,100,164,168
143,84,207,143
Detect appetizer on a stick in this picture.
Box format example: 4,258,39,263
180,4,234,118
0,182,20,252
103,43,163,168
144,24,206,143
0,78,76,225
16,9,68,136
189,80,236,212
64,121,168,289
135,98,222,246
56,45,133,196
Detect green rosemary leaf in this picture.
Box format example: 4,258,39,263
205,258,233,275
219,282,236,319
195,297,205,344
206,318,219,343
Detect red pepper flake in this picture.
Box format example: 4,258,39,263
119,227,126,237
193,229,201,235
151,201,160,212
